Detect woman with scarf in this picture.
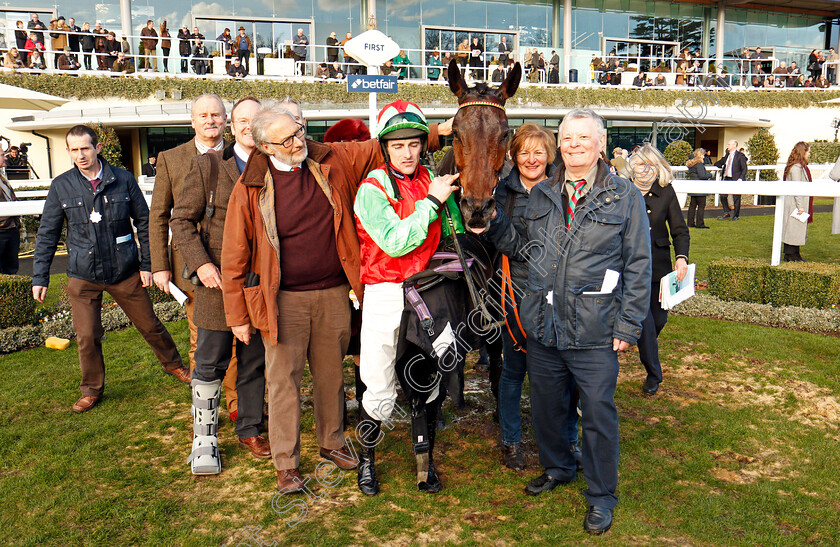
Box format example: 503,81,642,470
627,144,689,396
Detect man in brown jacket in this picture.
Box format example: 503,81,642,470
171,97,269,473
140,19,158,71
150,94,231,389
221,98,450,492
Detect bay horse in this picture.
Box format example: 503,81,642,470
446,58,522,233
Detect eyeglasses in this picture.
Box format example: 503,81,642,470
268,123,306,149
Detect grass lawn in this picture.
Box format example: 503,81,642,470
686,211,839,279
1,312,839,546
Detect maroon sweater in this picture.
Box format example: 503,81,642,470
269,163,346,291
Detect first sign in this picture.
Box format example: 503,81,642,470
343,30,400,67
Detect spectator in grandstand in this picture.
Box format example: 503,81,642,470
328,61,345,79
808,49,820,80
816,74,830,88
632,71,650,87
121,35,131,57
488,61,504,82
469,36,484,79
761,74,775,88
24,32,45,58
58,47,80,70
428,47,442,80
228,56,247,78
675,61,688,85
103,31,120,69
27,13,47,45
178,24,191,73
793,74,806,87
393,50,410,79
654,73,666,86
548,63,559,84
28,48,45,70
216,27,233,71
326,31,339,63
236,26,251,74
140,20,157,71
628,143,689,397
292,28,308,75
191,26,205,45
457,38,469,72
77,24,93,69
3,47,24,69
772,61,787,82
14,21,28,64
498,36,510,66
112,51,134,74
93,22,108,70
781,142,812,262
49,16,70,67
380,58,394,76
160,21,172,73
827,48,837,85
66,18,82,62
192,39,210,75
805,75,815,87
787,61,801,87
686,148,711,229
314,62,328,79
341,32,355,75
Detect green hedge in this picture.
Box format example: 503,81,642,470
0,275,37,329
3,74,840,109
807,141,840,164
764,262,840,308
708,258,840,309
708,258,768,304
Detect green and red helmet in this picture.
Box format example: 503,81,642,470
376,100,429,142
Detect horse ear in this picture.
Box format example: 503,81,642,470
448,58,468,98
498,62,522,102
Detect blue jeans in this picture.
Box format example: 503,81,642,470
498,329,579,447
527,339,620,509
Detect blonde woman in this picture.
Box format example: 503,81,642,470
627,144,690,396
4,47,25,69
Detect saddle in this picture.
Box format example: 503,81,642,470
398,233,493,408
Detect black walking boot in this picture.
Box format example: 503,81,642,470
357,408,380,496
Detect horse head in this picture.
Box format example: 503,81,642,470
447,58,521,234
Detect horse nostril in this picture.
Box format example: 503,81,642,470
484,198,496,215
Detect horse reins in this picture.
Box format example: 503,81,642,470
425,148,495,328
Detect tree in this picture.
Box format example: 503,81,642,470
746,128,779,181
85,123,124,169
663,140,693,167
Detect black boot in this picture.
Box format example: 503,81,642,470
357,408,380,496
783,243,798,262
419,400,443,493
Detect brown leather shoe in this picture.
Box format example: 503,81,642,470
72,395,100,413
239,435,271,459
165,365,191,383
276,468,304,492
320,445,359,470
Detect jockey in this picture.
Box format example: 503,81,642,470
354,99,463,496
